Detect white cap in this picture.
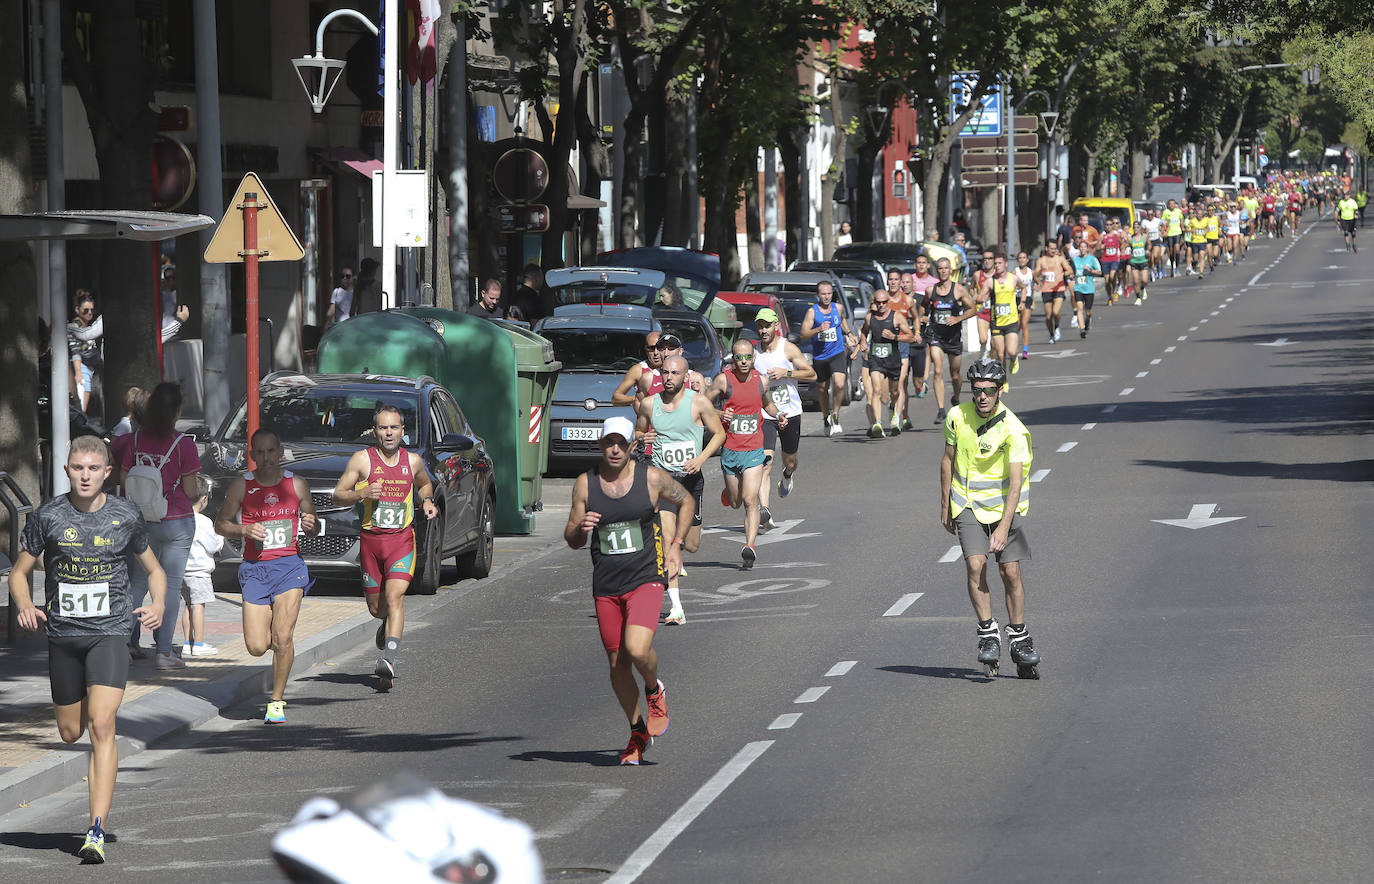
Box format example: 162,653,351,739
598,416,635,443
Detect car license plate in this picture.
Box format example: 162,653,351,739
561,426,599,440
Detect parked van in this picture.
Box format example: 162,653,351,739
1070,197,1137,233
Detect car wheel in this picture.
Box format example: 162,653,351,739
456,490,495,580
412,510,444,595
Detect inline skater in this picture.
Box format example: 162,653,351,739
1337,191,1359,252
923,257,978,424
1035,240,1074,344
7,436,167,863
860,290,916,437
707,339,789,567
752,308,814,525
565,416,694,764
1161,200,1184,277
332,405,439,690
215,428,319,723
939,358,1040,679
1070,240,1103,338
799,281,857,436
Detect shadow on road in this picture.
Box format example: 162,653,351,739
508,748,650,767
878,664,995,683
0,829,111,856
1134,458,1374,482
187,727,520,754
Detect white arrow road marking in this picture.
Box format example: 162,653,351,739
700,518,819,546
1152,503,1246,530
939,545,962,563
1035,348,1084,359
1256,338,1293,347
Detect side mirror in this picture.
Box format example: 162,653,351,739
436,433,475,453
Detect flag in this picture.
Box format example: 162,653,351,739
406,0,440,85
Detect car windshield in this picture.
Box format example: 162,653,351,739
777,297,816,335
542,329,647,372
657,319,715,370
841,285,865,313
223,388,420,446
552,281,660,308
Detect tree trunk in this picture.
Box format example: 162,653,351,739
779,126,803,267
855,131,884,242
1211,102,1247,184
662,94,691,247
744,152,763,271
0,0,40,538
576,69,612,260
1131,144,1148,198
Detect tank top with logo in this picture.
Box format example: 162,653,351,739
358,447,415,534
241,471,302,562
752,343,802,419
866,310,901,371
924,283,962,345
991,274,1018,328
722,370,767,452
584,462,665,597
650,390,701,474
808,302,845,361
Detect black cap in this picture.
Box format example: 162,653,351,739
656,333,683,349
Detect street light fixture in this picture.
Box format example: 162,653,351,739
293,4,401,310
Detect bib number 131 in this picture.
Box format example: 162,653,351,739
597,521,642,556
373,501,407,529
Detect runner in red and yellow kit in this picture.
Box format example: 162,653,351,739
332,404,438,689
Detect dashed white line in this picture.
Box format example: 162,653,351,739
1210,311,1220,316
1057,442,1077,452
1029,468,1051,482
1081,422,1097,430
1136,371,1149,378
794,687,830,704
1102,404,1118,413
1165,346,1176,353
1120,388,1135,396
825,661,857,677
607,740,775,883
1179,335,1188,341
1189,326,1199,331
1218,303,1227,309
1150,358,1161,365
883,593,924,617
767,715,801,731
939,545,962,563
1248,272,1264,285
1199,319,1209,323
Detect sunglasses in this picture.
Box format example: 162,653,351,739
732,354,754,362
654,341,679,350
342,274,353,279
78,307,94,314
873,299,890,306
971,386,1000,398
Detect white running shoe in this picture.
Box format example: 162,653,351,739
664,607,686,625
186,641,218,657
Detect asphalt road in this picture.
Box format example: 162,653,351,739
3,221,1371,883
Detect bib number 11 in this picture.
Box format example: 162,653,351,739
597,521,642,556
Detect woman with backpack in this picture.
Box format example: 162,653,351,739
115,382,201,669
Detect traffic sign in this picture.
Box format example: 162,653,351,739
492,147,549,203
950,72,1002,138
204,172,304,263
498,203,550,233
1012,115,1038,132
1259,154,1269,167
962,134,1038,150
961,151,1039,170
962,169,1039,187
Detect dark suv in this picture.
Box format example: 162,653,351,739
202,372,496,594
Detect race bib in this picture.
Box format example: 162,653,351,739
994,303,1014,317
58,582,110,619
818,327,839,343
729,414,760,435
933,310,952,325
1040,272,1056,283
259,518,294,549
870,342,893,359
769,384,793,409
657,439,697,470
597,520,642,556
372,500,407,529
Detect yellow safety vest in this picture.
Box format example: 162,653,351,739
944,403,1032,524
1339,199,1358,221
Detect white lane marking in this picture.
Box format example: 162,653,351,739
1165,346,1176,353
1102,404,1118,413
794,687,830,704
1120,387,1135,396
883,592,924,617
1189,326,1199,331
1178,335,1188,341
1248,272,1264,285
1057,442,1077,452
1030,468,1051,482
826,661,857,677
1200,319,1209,323
1136,371,1149,378
939,545,962,563
1081,422,1097,430
607,740,775,884
1218,303,1228,309
1210,311,1220,316
1150,358,1161,365
767,715,801,731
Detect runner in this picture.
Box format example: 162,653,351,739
1035,240,1075,344
7,435,167,864
894,272,920,428
752,308,815,527
982,250,1023,386
799,280,857,436
972,249,995,355
1161,199,1184,277
1013,250,1035,362
1223,203,1241,265
1098,218,1124,304
1337,191,1359,252
214,428,319,723
1287,186,1304,238
1261,189,1277,237
634,355,726,625
939,358,1041,679
1204,202,1222,273
1141,209,1165,280
922,256,979,424
331,404,439,690
1070,240,1103,339
564,416,693,765
611,331,664,407
859,289,916,437
1186,207,1210,278
910,254,940,399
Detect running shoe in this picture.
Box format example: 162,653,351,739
1021,346,1030,360
1011,356,1020,375
1134,296,1143,306
128,643,149,660
901,417,914,431
664,607,686,625
720,487,732,508
915,381,927,399
829,415,842,435
1080,329,1088,339
934,407,946,424
887,419,902,436
619,728,651,765
186,641,218,657
1069,316,1078,329
741,546,756,570
759,505,776,530
1053,329,1062,343
868,423,884,438
375,657,395,690
778,470,794,498
79,819,105,864
376,622,386,650
156,651,186,670
645,680,670,736
678,565,687,577
265,700,286,724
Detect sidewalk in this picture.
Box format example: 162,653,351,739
0,484,572,814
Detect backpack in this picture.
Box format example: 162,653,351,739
125,431,184,522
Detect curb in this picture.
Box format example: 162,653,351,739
0,529,569,814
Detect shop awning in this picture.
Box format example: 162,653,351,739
0,210,215,242
319,146,384,179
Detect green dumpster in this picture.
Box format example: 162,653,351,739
706,298,743,351
316,310,445,380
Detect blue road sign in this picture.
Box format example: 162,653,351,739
951,72,1002,138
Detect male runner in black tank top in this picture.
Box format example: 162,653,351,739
565,416,696,765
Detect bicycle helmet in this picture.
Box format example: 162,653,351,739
966,357,1007,386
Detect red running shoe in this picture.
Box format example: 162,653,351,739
619,729,652,765
646,680,670,736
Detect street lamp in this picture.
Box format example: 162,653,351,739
293,4,400,310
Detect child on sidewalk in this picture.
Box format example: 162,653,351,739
182,475,222,656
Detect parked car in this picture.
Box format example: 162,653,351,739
788,259,886,297
592,246,743,347
532,305,660,471
773,290,864,408
1070,196,1137,234
717,292,792,346
836,276,875,324
834,241,969,281
203,372,496,595
739,269,845,298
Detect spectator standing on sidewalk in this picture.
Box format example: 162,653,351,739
324,267,355,328
182,475,222,657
